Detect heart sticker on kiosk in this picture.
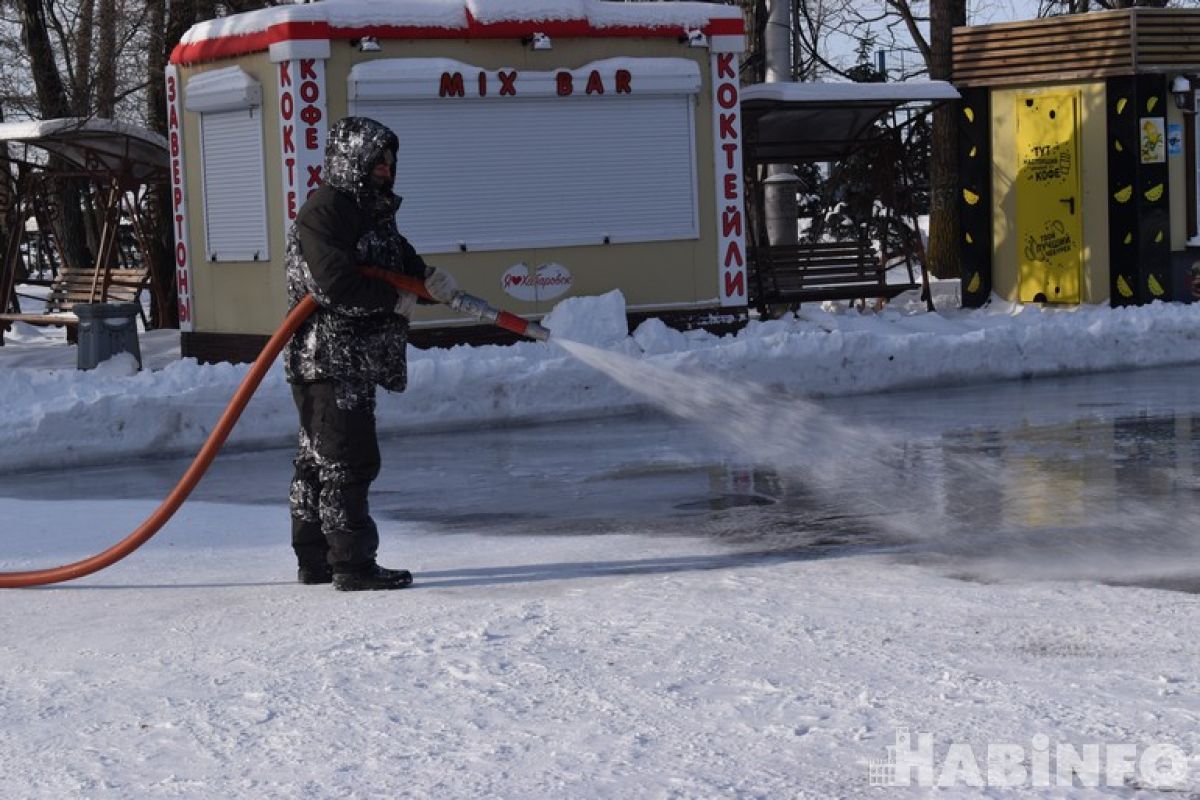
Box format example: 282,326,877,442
502,262,573,302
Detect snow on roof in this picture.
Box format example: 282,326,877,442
176,0,743,65
0,117,167,149
741,80,961,105
0,117,168,179
181,0,460,47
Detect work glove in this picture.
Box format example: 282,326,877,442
394,290,417,319
424,266,459,304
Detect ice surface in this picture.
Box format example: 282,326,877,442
5,287,1200,796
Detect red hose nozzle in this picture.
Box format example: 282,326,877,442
362,267,550,343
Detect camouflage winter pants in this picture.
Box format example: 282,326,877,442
289,381,381,571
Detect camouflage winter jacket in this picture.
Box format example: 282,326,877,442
283,117,427,405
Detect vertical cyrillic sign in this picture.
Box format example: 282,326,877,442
711,51,746,307
277,57,328,230
165,63,194,330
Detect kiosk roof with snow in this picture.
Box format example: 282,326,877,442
166,0,747,363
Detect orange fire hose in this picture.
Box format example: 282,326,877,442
0,271,545,588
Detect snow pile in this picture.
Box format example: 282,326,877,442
5,287,1200,474
542,288,629,347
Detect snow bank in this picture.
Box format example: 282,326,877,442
5,289,1200,474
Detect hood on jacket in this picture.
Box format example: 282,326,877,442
323,116,400,202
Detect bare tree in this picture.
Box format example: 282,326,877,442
16,0,93,271
1039,0,1179,13
95,0,117,118
143,0,229,328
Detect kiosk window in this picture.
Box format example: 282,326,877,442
198,106,269,262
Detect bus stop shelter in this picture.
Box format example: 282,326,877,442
739,80,960,313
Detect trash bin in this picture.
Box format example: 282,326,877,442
75,302,142,370
1169,248,1200,304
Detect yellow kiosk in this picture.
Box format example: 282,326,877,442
954,7,1200,307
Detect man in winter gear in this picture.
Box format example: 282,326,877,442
284,116,456,591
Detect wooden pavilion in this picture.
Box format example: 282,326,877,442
0,118,171,342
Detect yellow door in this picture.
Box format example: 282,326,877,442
1015,92,1083,303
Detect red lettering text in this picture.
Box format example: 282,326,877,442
616,70,631,93
281,92,294,120
724,241,745,269
722,143,738,170
306,128,320,150
717,53,736,80
586,70,604,95
279,61,292,87
299,105,322,126
286,191,297,220
307,165,322,188
300,80,319,104
556,72,573,96
724,173,738,200
717,83,737,110
724,270,745,297
719,112,738,140
499,70,517,95
722,206,743,237
440,72,465,97
167,74,176,102
300,59,317,81
282,124,295,154
478,71,487,96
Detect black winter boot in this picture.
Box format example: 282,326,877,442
298,565,334,585
333,563,413,591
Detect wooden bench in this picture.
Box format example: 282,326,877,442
0,264,149,330
750,240,918,312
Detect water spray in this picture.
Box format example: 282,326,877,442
0,269,548,588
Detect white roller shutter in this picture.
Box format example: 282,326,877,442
199,107,269,262
352,62,699,254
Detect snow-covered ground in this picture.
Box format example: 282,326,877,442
3,285,1200,797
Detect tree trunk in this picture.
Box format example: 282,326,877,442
18,0,93,275
0,103,15,315
73,0,95,116
95,0,117,119
926,0,966,281
19,0,71,118
144,0,211,329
